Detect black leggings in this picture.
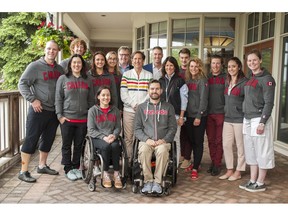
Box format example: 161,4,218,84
92,138,120,171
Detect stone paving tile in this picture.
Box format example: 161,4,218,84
0,135,288,207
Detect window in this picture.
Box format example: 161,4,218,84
136,26,145,50
278,36,288,143
148,21,167,49
172,18,200,47
261,13,275,40
247,13,275,44
204,17,235,72
284,12,288,33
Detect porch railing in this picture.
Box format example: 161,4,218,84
0,90,29,175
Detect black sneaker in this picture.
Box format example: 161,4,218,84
245,183,266,192
37,165,59,175
239,180,255,190
211,166,221,176
207,164,214,173
18,171,36,183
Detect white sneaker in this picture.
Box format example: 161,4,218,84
72,169,82,179
65,170,78,181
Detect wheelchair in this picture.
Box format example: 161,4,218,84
130,139,177,196
80,135,129,192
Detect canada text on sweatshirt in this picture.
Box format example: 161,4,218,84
134,100,177,143
18,57,64,111
87,105,121,139
55,74,94,121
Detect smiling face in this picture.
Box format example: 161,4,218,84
152,48,163,65
228,60,239,77
44,41,59,63
148,82,162,101
247,53,262,74
73,44,85,56
189,60,199,78
94,54,105,69
132,53,144,71
97,88,111,107
165,60,175,77
107,53,118,69
71,57,83,75
211,58,222,75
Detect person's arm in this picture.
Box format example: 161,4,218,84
18,63,37,104
196,78,209,120
87,78,95,108
87,107,106,139
112,108,121,139
134,105,150,142
55,75,65,120
120,73,137,109
162,105,177,143
109,74,118,108
178,83,188,125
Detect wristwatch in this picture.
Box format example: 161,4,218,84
259,123,265,127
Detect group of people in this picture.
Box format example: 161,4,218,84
17,38,276,194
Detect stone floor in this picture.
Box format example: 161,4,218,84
0,136,287,215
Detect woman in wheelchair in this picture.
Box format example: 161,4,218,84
87,86,122,189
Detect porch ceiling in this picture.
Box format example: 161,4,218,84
63,12,134,47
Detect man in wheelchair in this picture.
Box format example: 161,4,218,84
134,79,177,194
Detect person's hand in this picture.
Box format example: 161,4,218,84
177,117,184,126
256,123,265,135
146,139,156,147
193,118,201,126
31,99,43,113
107,134,116,143
59,117,70,124
155,139,165,146
133,104,138,111
103,136,111,144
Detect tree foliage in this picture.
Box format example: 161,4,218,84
0,12,46,90
0,12,76,90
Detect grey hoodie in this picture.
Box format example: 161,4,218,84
134,99,177,143
186,78,209,119
18,57,64,111
224,77,248,123
87,105,121,139
243,68,275,124
55,74,94,120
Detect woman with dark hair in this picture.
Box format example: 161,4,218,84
219,57,248,181
159,56,188,168
87,86,123,189
55,54,94,181
184,58,209,180
239,50,275,192
88,51,118,107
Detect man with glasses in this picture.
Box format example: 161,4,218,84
118,46,133,74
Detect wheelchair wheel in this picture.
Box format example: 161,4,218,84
164,187,171,196
132,184,138,193
80,136,94,184
172,141,177,186
88,182,96,192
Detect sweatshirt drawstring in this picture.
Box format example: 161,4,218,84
144,101,149,121
157,102,161,122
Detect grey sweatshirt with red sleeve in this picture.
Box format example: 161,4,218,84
243,68,276,124
224,77,248,123
186,78,209,119
134,100,177,143
87,105,121,139
18,57,64,111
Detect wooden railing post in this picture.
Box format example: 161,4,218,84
8,93,20,156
